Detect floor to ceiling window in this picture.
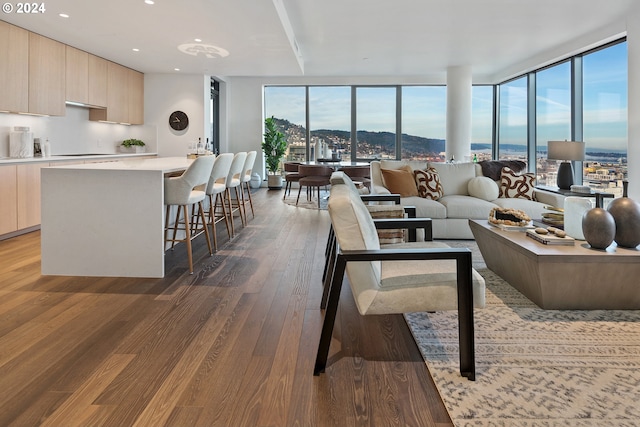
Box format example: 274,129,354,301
355,87,397,160
535,61,572,186
472,85,494,162
582,41,628,195
401,86,446,161
309,86,351,161
498,77,528,161
263,86,306,162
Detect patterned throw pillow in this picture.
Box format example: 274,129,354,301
366,205,405,244
499,167,535,199
414,168,444,200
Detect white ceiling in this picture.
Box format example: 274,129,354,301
2,0,636,81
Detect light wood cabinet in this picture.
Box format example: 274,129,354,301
0,21,29,113
90,62,143,124
0,166,18,235
65,45,89,104
29,32,66,116
17,163,47,229
88,54,108,107
128,69,144,125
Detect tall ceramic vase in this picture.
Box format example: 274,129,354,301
607,181,640,248
582,193,616,250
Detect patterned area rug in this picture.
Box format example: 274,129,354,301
405,240,640,426
282,189,329,210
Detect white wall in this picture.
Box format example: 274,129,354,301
144,73,211,158
0,106,156,157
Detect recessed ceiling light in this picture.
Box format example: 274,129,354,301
132,48,140,52
144,0,154,4
194,38,202,42
59,13,69,18
174,68,180,71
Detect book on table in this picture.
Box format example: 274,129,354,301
489,221,535,231
525,230,575,245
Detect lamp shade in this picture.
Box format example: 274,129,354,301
547,140,585,161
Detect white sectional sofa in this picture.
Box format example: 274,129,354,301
370,160,565,239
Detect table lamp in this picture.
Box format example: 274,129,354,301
547,140,585,190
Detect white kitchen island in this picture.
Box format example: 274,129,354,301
41,157,193,278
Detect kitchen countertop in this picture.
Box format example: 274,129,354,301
0,152,157,165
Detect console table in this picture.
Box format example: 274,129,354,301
469,219,640,309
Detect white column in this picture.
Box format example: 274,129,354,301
446,65,472,162
627,8,640,200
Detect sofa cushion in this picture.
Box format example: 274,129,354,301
438,195,498,219
380,159,427,171
468,176,500,201
499,167,536,200
414,167,444,200
381,165,418,197
401,196,447,219
427,162,477,196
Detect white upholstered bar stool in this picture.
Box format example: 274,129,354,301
164,155,215,274
240,150,257,219
205,152,234,250
225,152,247,237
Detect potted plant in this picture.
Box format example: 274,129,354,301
262,116,287,189
120,138,146,153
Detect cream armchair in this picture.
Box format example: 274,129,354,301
315,179,486,381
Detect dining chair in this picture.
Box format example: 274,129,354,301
339,165,372,190
296,164,334,208
225,151,248,237
164,155,215,274
205,152,234,250
283,161,302,199
240,150,257,219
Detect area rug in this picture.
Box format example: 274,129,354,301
405,240,640,426
282,189,329,210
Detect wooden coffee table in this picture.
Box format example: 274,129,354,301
469,219,640,309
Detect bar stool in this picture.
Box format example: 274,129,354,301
164,155,215,274
240,151,257,219
205,152,234,250
226,152,247,237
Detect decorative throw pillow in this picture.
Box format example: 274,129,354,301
367,205,405,244
468,176,500,201
381,165,419,197
499,167,535,200
414,167,443,200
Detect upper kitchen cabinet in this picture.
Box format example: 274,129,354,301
90,62,143,124
65,45,89,104
0,21,29,113
88,54,108,107
66,47,108,108
29,32,66,116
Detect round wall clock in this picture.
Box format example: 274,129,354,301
169,110,189,131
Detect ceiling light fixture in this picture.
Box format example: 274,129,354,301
132,48,140,52
178,43,229,59
59,13,69,18
174,68,180,71
194,38,202,42
144,0,155,4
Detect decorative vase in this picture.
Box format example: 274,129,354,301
606,180,640,248
582,193,616,250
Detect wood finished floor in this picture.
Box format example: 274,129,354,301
0,189,452,427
